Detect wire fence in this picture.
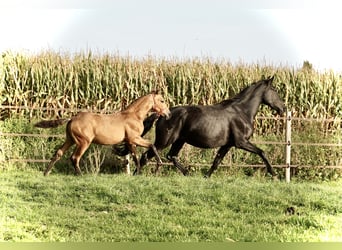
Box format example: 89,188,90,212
1,105,341,181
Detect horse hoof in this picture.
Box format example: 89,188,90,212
74,171,82,176
183,170,189,176
133,170,141,176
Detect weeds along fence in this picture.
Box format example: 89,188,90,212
0,51,341,180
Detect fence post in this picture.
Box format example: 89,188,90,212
285,110,292,183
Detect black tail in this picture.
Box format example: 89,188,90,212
35,119,69,128
112,113,160,156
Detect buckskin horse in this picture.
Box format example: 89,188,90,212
35,91,170,176
115,76,286,178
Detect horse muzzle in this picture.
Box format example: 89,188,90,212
277,105,286,116
161,108,171,119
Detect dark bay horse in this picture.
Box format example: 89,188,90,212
35,91,170,176
120,77,285,178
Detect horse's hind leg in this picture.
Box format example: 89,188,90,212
70,141,90,175
44,139,73,176
166,140,188,175
205,145,231,178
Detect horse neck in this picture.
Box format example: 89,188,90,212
124,95,153,120
234,84,265,122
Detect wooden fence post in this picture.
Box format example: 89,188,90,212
285,110,292,183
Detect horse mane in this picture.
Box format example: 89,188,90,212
123,90,158,111
124,95,149,111
219,80,265,106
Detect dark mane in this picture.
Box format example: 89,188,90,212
218,80,264,106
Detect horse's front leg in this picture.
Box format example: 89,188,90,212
129,137,163,175
150,144,162,165
235,140,277,178
139,148,155,170
205,145,231,178
127,144,141,174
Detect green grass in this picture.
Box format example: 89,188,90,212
0,170,341,242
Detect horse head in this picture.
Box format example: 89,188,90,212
262,76,286,115
151,90,171,118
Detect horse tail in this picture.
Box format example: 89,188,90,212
113,113,160,156
34,118,70,129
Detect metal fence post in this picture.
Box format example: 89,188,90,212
285,110,292,183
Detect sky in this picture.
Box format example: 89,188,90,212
1,0,342,71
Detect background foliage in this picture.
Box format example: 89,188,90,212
1,51,341,118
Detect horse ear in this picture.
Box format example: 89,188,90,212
268,76,275,83
265,76,274,86
151,89,159,95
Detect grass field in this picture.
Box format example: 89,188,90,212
0,170,341,242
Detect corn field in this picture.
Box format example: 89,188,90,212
1,50,341,119
0,50,341,179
